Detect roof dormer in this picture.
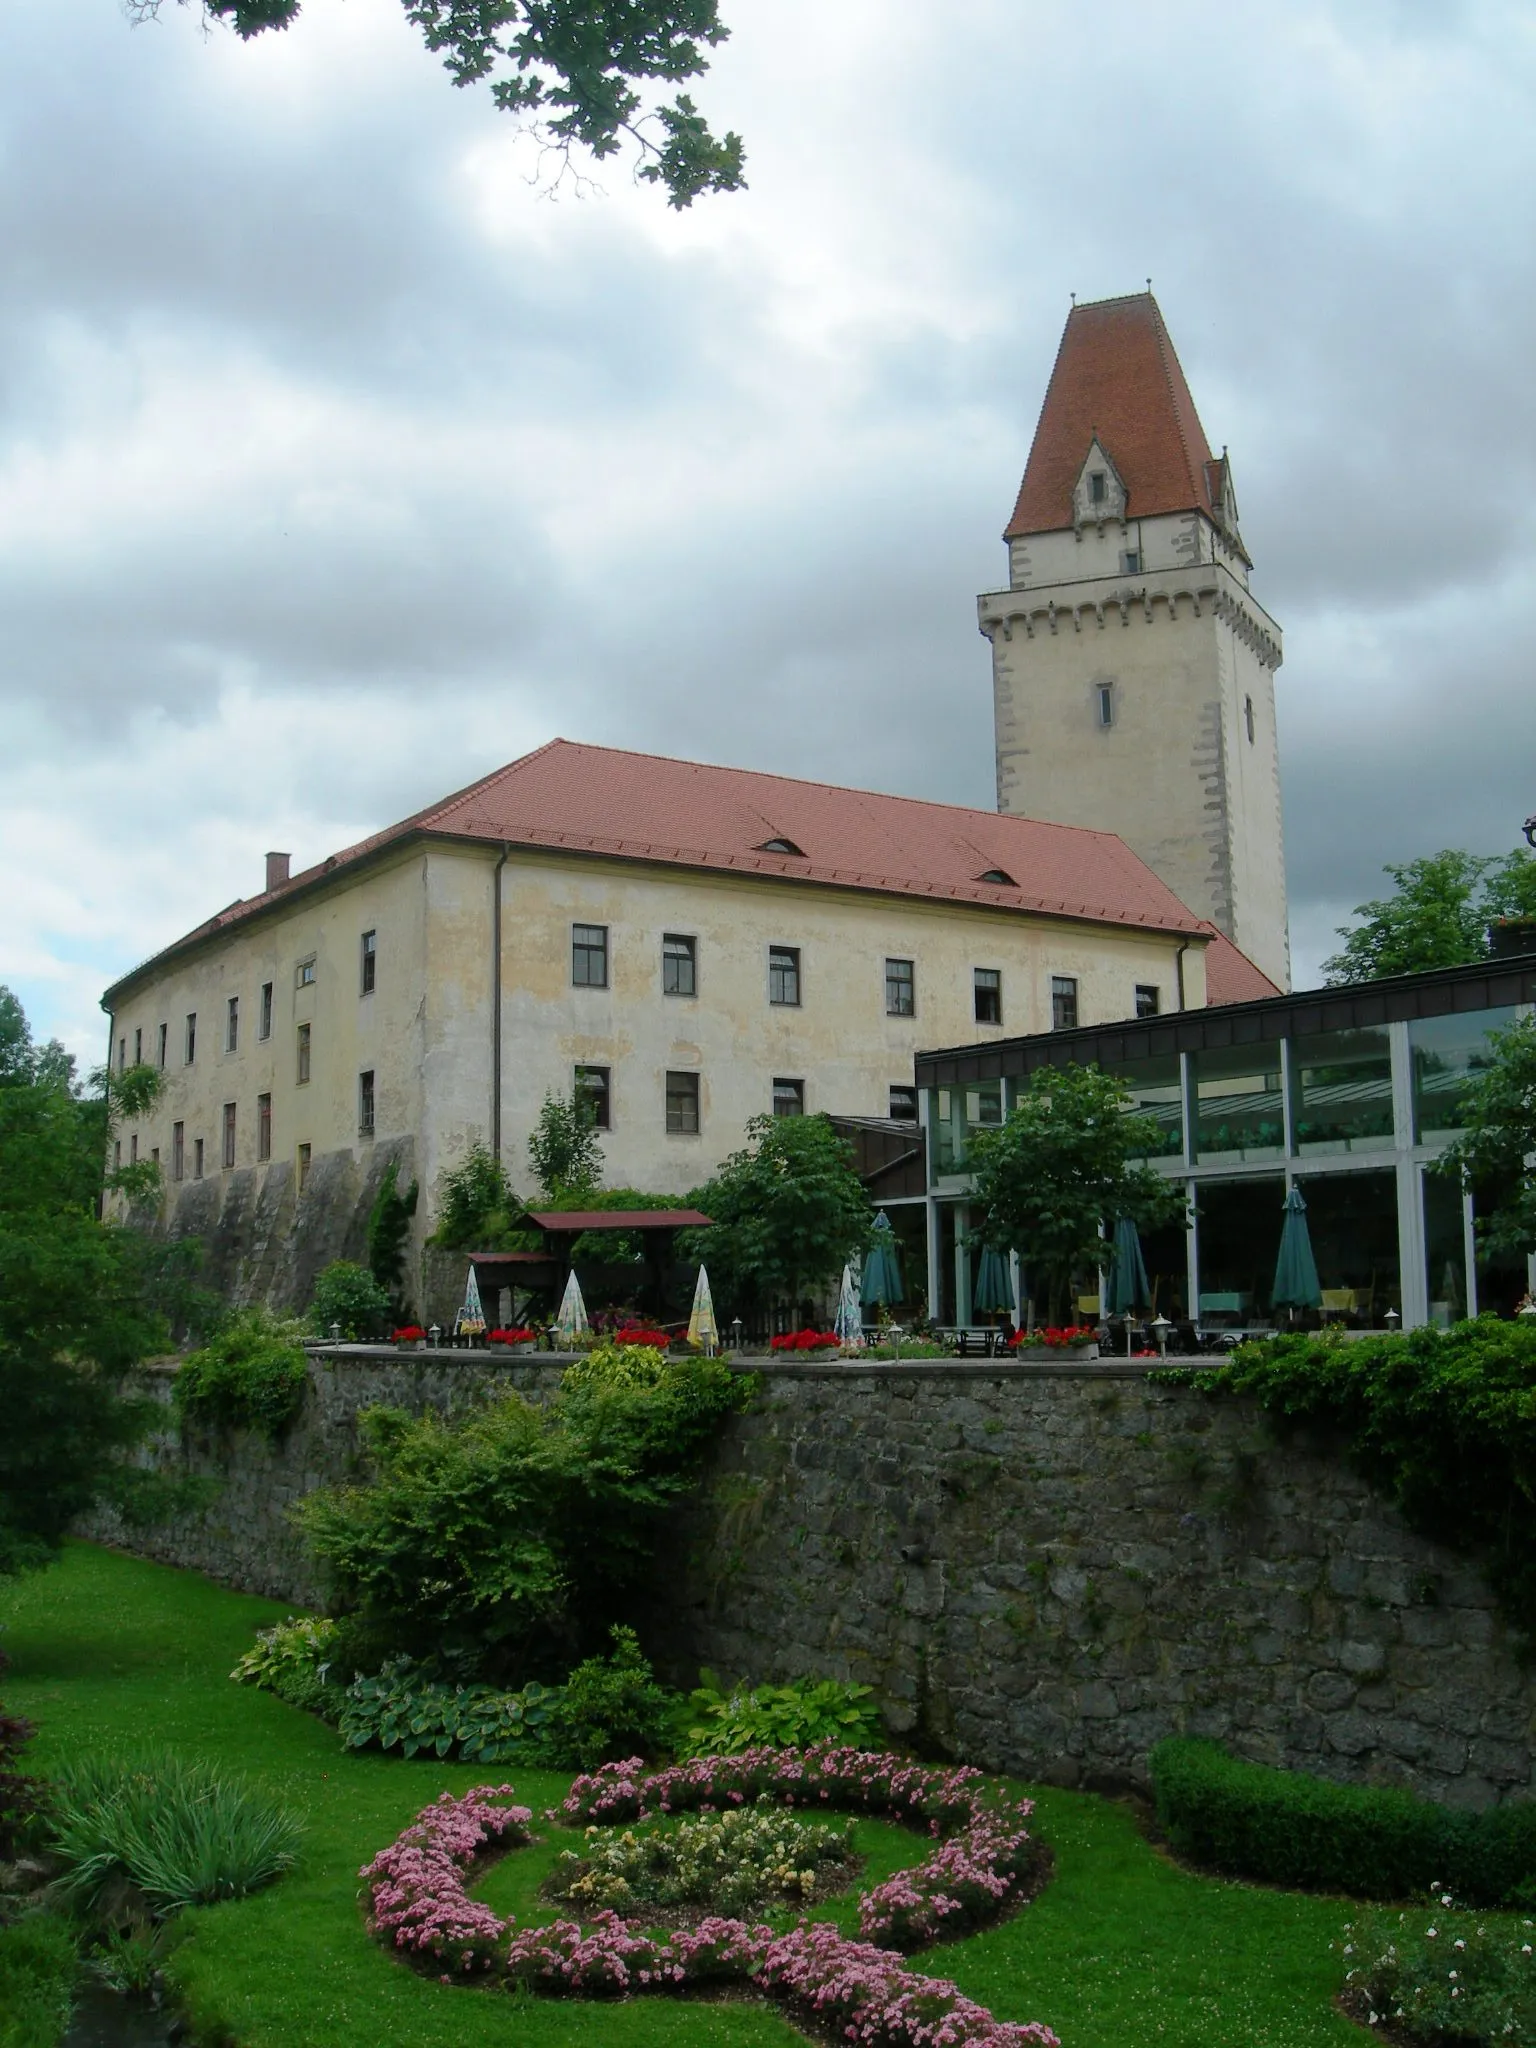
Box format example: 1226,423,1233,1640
1072,437,1127,531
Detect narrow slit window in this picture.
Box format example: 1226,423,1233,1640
1096,683,1115,728
1244,694,1256,744
185,1013,197,1064
297,1141,311,1191
133,1027,142,1066
172,1122,184,1182
359,1070,375,1137
222,1102,236,1170
361,929,377,995
258,983,273,1041
257,1094,271,1163
296,1022,311,1085
226,995,239,1053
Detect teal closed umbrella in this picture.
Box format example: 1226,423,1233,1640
861,1212,905,1307
1273,1186,1322,1311
972,1243,1015,1315
1105,1215,1151,1316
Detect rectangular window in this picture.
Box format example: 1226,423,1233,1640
257,1094,271,1163
259,983,273,1040
222,1102,236,1170
296,958,316,988
130,1134,138,1166
1291,1024,1395,1156
665,1070,700,1135
889,1085,918,1122
185,1012,197,1063
973,968,1002,1026
117,1036,126,1073
1096,683,1115,728
1089,470,1106,504
226,995,239,1053
772,1077,805,1118
193,1137,204,1181
885,957,915,1017
133,1027,142,1066
1134,984,1160,1020
1410,1008,1518,1140
172,1122,184,1182
575,1064,611,1130
1120,549,1140,574
1119,1054,1184,1159
359,1070,375,1137
768,945,801,1006
662,933,696,996
113,1139,121,1171
1051,975,1079,1030
157,1022,167,1069
296,1022,311,1085
572,923,608,988
1192,1044,1284,1164
297,1141,311,1191
151,1147,159,1169
361,929,377,995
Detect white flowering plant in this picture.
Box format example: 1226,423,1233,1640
1341,1890,1536,2040
547,1798,856,1917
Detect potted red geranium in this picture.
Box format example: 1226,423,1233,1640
487,1327,538,1354
392,1325,427,1350
770,1329,841,1357
1009,1325,1100,1362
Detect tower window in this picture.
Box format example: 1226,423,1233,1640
185,1012,197,1064
172,1122,184,1182
226,995,239,1053
1089,470,1107,505
157,1022,167,1069
1245,694,1256,744
1121,549,1140,574
1096,684,1115,728
296,1022,311,1085
297,1141,311,1191
974,968,1002,1026
133,1027,142,1066
193,1137,205,1182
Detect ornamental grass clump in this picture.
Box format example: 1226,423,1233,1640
547,1799,856,1917
48,1752,303,1916
1341,1892,1536,2042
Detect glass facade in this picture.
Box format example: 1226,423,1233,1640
1119,1054,1184,1159
931,1080,1004,1177
1410,1009,1517,1140
1195,1177,1285,1323
1290,1026,1393,1156
1421,1168,1468,1328
1192,1043,1284,1163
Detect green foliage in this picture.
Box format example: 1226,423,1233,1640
1342,1894,1536,2041
366,1161,418,1296
309,1259,391,1341
553,1625,676,1770
1184,1321,1536,1630
338,1662,561,1764
967,1063,1187,1325
0,988,169,1576
1436,1013,1536,1260
548,1797,856,1916
1152,1738,1536,1907
430,1141,529,1251
133,0,746,211
683,1113,873,1313
1324,846,1536,984
47,1751,303,1917
681,1674,882,1757
231,1614,338,1689
0,1914,77,2048
294,1343,750,1670
528,1087,604,1200
173,1309,308,1441
0,1652,40,1858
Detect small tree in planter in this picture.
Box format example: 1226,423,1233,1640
968,1064,1186,1328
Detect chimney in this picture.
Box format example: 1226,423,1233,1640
265,851,292,894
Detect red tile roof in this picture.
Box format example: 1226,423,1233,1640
1202,928,1282,1006
1005,294,1219,539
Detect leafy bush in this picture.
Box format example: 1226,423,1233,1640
429,1143,529,1252
682,1674,882,1757
309,1261,391,1342
1151,1738,1536,1905
548,1797,855,1916
550,1626,676,1770
295,1344,751,1670
47,1752,303,1916
1183,1320,1536,1628
338,1662,561,1764
231,1614,338,1690
173,1308,308,1441
0,1651,40,1859
1342,1892,1536,2041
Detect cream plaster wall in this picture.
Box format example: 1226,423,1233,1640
418,844,1209,1203
104,851,429,1217
1006,511,1251,593
984,547,1289,990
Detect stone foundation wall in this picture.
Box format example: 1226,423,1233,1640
86,1351,1536,1808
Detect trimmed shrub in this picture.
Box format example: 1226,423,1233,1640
1150,1737,1536,1905
173,1309,307,1441
549,1626,676,1770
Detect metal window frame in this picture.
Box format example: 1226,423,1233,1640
665,1069,700,1134
662,932,697,997
885,956,915,1018
768,944,801,1007
572,922,609,988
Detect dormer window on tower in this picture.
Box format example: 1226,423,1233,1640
1071,438,1127,531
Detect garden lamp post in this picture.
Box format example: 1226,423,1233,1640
1524,813,1536,849
329,1321,341,1343
1150,1313,1172,1358
428,1324,441,1349
731,1316,743,1355
1384,1308,1401,1332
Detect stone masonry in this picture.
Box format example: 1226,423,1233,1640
86,1351,1536,1809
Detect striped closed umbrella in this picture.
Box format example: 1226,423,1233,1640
554,1268,590,1345
834,1264,864,1350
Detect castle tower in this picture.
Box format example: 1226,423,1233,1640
981,293,1290,990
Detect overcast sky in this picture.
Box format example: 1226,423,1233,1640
4,0,1534,1061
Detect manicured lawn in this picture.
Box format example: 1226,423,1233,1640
1,1544,1362,2047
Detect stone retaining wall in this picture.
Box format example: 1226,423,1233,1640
85,1349,1536,1807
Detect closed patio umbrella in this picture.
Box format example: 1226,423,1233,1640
687,1266,719,1353
456,1263,487,1339
972,1243,1015,1316
1273,1186,1322,1312
554,1268,590,1346
834,1264,864,1350
1105,1215,1151,1317
861,1212,904,1308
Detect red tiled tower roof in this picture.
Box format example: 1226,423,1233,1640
1005,293,1219,539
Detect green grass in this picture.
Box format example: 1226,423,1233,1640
0,1914,77,2048
0,1544,1364,2047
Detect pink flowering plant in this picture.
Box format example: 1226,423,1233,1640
360,1747,1059,2046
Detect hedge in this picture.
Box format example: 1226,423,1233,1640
1149,1738,1536,1905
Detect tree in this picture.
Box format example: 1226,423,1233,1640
683,1114,872,1316
967,1063,1186,1326
1435,1014,1536,1262
1323,848,1536,985
528,1087,604,1200
0,989,171,1575
129,0,746,209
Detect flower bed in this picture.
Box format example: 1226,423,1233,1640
547,1799,856,1918
770,1330,841,1353
1009,1327,1096,1352
360,1749,1057,2046
486,1327,538,1347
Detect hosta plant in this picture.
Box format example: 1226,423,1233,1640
682,1674,882,1757
339,1662,562,1765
